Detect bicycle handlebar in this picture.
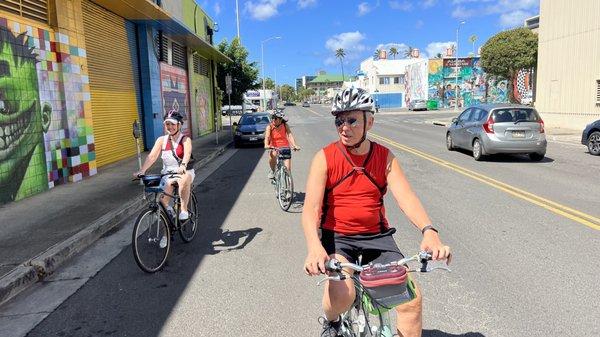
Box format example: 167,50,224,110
325,251,449,274
132,171,180,182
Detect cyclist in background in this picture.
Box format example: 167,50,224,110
264,110,300,179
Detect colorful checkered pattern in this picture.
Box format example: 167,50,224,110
0,15,96,192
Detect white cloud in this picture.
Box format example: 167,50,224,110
375,42,410,58
324,31,367,65
244,0,286,21
415,19,424,29
358,2,372,16
298,0,316,8
499,9,532,28
214,2,221,15
389,0,412,11
451,5,477,18
422,0,437,8
425,41,455,58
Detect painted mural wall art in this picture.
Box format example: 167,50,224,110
514,68,534,105
0,21,94,204
160,62,191,137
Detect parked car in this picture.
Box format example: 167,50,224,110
302,102,310,107
581,119,600,155
233,113,271,147
408,99,427,111
284,101,295,106
446,104,547,161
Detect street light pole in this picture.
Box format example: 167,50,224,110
455,20,465,112
235,0,240,42
261,36,281,111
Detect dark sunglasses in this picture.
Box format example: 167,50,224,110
334,117,359,128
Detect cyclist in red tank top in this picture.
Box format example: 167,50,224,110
264,110,300,179
302,88,451,337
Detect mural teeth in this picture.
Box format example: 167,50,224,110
0,100,4,111
0,126,3,137
0,137,4,149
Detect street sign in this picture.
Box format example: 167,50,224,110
225,74,232,95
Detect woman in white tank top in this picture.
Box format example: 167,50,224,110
133,111,194,220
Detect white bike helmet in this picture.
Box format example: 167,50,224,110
331,87,374,116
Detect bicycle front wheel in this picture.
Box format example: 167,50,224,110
132,208,171,273
179,191,198,242
277,167,293,211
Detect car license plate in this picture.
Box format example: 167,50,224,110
512,131,525,138
249,137,258,141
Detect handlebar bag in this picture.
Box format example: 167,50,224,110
278,148,292,159
359,262,415,314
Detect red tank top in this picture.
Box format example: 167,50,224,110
269,123,290,148
164,135,185,159
321,141,390,235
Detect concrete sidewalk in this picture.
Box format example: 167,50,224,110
0,129,233,306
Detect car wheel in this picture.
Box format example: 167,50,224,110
234,141,240,148
588,131,600,155
529,152,545,161
473,139,484,161
446,133,454,151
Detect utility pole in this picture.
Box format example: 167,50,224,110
236,0,241,43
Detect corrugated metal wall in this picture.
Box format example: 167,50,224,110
82,0,140,167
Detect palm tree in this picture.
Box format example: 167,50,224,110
404,46,414,58
335,48,346,82
435,52,443,59
373,49,383,60
389,46,398,59
469,35,478,55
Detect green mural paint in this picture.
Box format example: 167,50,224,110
0,28,51,203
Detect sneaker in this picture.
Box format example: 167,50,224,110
319,317,341,337
179,210,189,220
159,235,168,249
267,171,274,179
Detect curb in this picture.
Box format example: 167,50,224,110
0,141,231,307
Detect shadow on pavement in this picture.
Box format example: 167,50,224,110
287,191,305,213
453,149,554,163
423,330,486,337
27,148,264,337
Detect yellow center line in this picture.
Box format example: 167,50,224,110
370,133,600,231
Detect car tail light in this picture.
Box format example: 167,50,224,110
482,115,494,134
539,119,545,133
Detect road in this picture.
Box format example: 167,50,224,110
5,105,600,337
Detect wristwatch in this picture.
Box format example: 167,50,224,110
181,162,187,167
421,225,438,235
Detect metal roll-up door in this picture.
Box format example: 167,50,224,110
82,0,139,167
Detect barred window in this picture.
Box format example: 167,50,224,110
0,0,49,24
193,53,209,76
155,32,169,62
171,41,186,69
596,80,600,104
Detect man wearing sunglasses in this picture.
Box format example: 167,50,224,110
301,87,451,337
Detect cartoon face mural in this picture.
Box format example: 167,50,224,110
0,28,51,202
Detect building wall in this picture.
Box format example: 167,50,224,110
189,52,214,137
0,2,95,204
160,62,191,137
535,0,600,129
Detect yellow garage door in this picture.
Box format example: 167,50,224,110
82,0,139,167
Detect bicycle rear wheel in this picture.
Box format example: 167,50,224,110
277,166,293,211
132,208,171,273
179,191,198,242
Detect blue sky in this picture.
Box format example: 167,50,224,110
201,0,540,86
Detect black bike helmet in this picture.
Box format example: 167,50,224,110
164,111,184,124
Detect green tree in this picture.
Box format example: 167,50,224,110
299,88,315,101
480,28,537,103
280,84,295,102
216,37,259,104
404,46,414,58
257,77,275,90
389,46,398,59
373,49,381,60
335,48,346,82
435,52,443,59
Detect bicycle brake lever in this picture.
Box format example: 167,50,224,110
424,264,451,273
317,275,344,286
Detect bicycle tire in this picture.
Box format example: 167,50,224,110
179,191,198,242
277,167,293,211
132,208,171,273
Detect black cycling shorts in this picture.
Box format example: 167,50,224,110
320,227,404,266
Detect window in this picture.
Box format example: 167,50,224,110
193,54,209,77
0,0,48,24
394,77,400,84
596,80,600,104
379,77,390,85
458,108,472,122
171,41,187,69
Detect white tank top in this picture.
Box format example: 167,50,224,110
161,134,183,174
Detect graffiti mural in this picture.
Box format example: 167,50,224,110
514,68,534,105
427,57,510,108
160,62,191,137
404,60,428,105
191,73,213,136
0,19,94,204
